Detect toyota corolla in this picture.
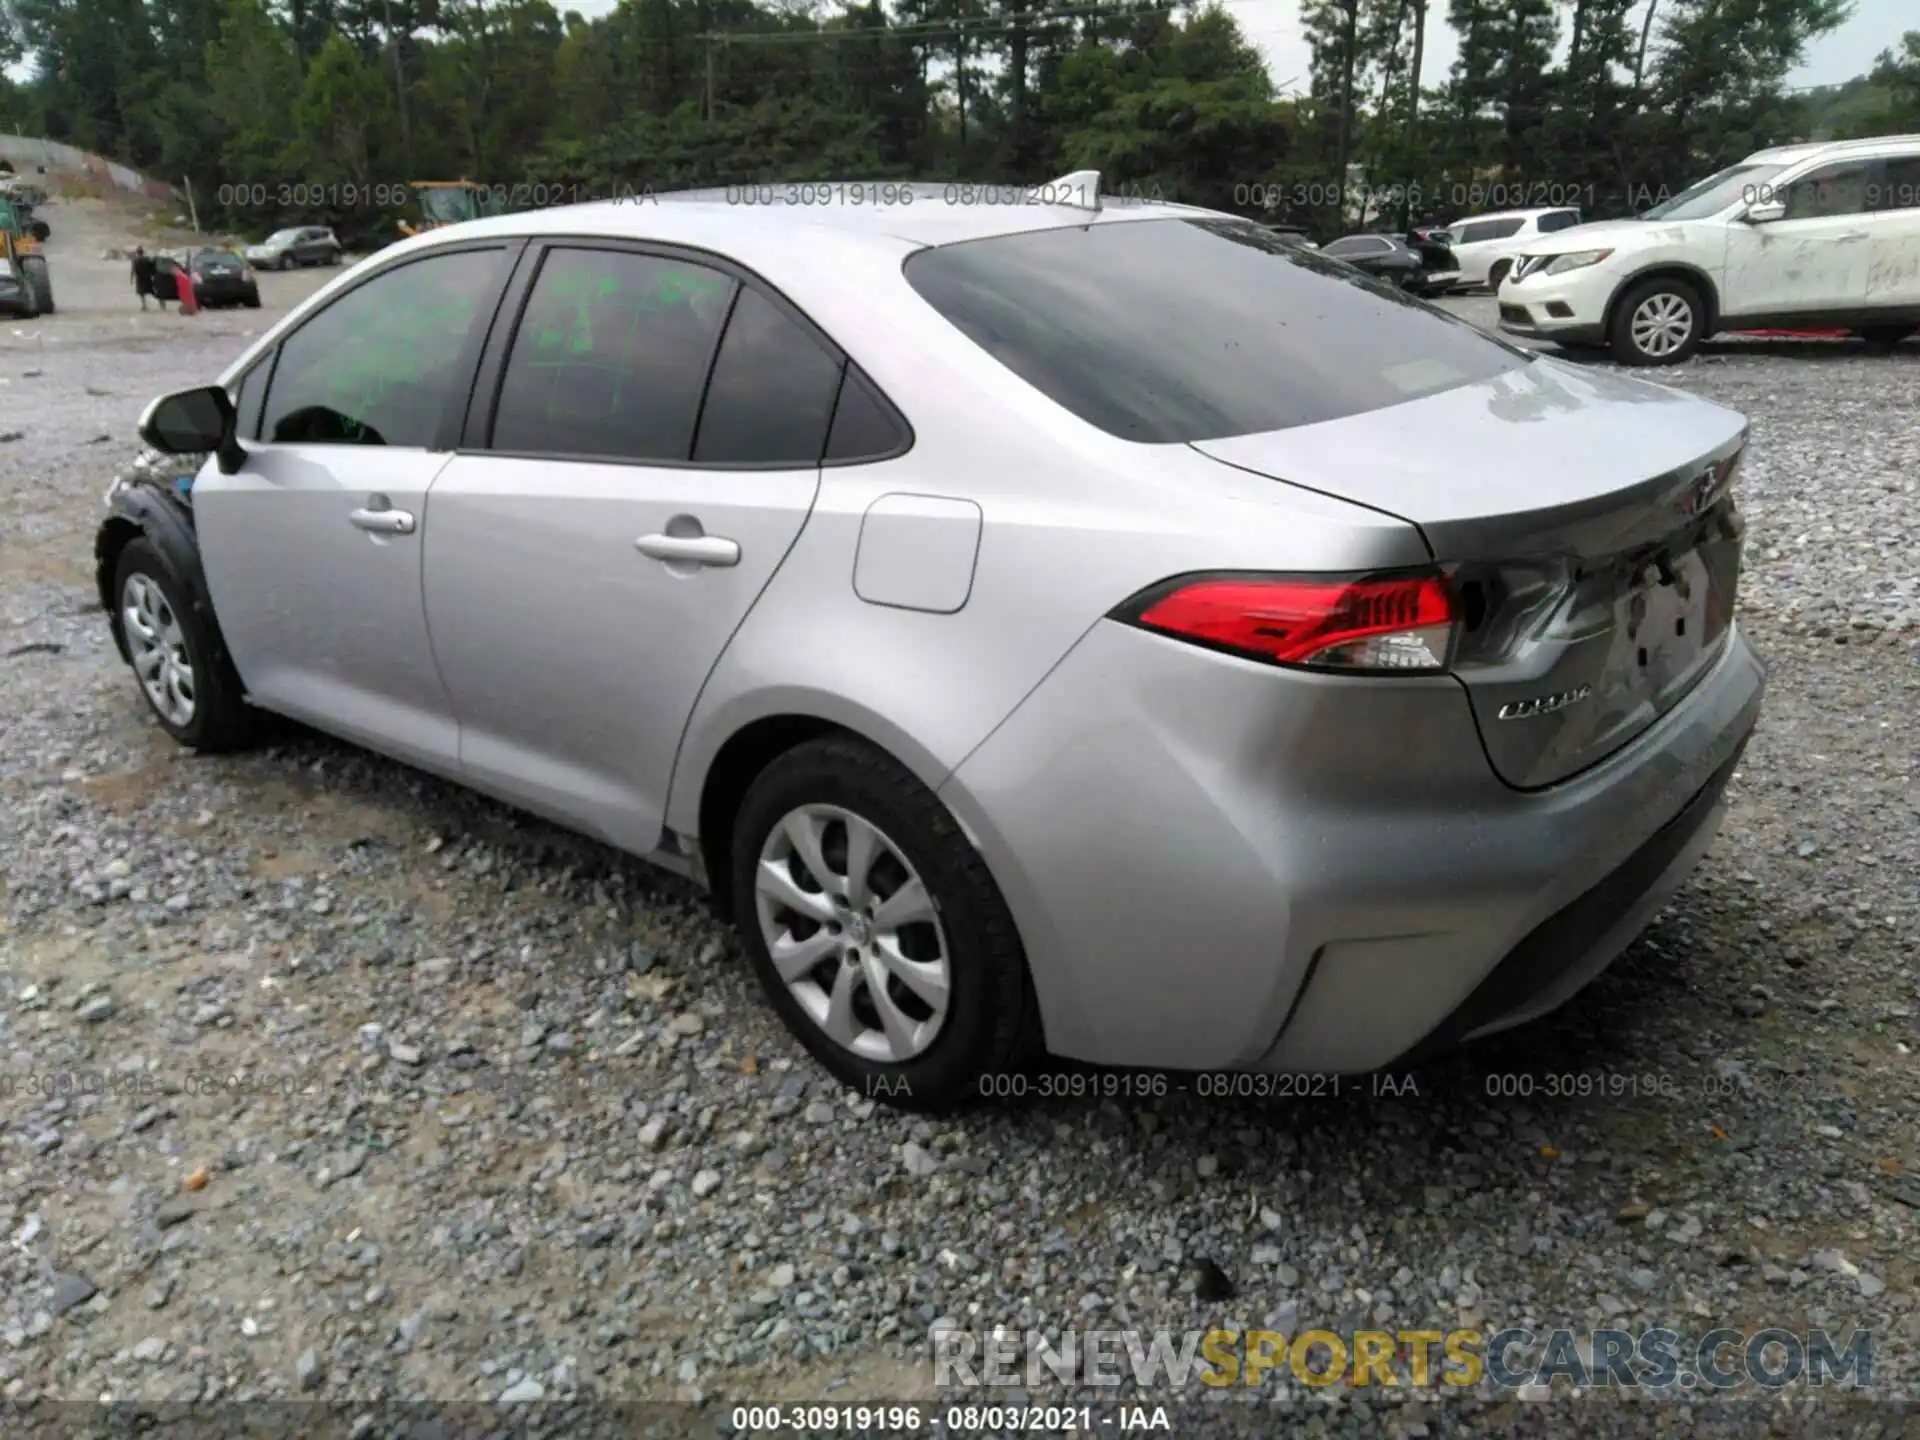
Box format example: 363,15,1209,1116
98,175,1764,1109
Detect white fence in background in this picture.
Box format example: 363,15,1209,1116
0,134,180,202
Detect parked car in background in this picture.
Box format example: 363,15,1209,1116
1498,133,1920,365
1320,234,1460,295
190,248,262,308
1258,221,1317,249
1405,226,1458,273
1446,207,1585,289
151,254,188,304
99,177,1763,1108
244,226,342,271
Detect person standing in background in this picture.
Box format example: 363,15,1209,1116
131,246,165,311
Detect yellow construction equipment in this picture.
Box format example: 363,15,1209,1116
398,180,510,237
0,193,53,314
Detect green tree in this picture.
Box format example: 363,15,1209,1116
291,30,392,189
1865,30,1920,131
1641,0,1852,188
206,0,302,190
1047,6,1292,212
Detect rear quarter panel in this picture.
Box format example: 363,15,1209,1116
662,248,1432,841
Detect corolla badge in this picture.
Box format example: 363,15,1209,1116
1497,683,1593,720
1677,462,1728,518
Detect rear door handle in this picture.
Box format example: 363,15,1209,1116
350,506,415,535
635,534,740,567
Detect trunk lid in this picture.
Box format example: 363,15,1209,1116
1193,358,1749,788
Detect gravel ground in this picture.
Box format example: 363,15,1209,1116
3,194,1919,1438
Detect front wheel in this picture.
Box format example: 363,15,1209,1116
113,538,257,752
730,736,1039,1111
1610,277,1705,366
1488,259,1512,291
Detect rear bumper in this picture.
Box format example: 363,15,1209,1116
1394,734,1743,1063
939,620,1765,1072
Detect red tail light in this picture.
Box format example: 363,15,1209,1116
1114,570,1459,673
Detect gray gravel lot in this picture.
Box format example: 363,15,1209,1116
2,197,1918,1437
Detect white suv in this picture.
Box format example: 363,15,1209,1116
1497,134,1920,365
1444,207,1586,289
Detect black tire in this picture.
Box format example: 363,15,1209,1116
729,736,1040,1111
1858,325,1914,352
112,538,257,753
244,290,261,308
20,255,52,315
1488,259,1512,291
1609,276,1705,366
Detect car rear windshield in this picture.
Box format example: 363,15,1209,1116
902,217,1529,443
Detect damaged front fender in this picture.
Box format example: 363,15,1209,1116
96,448,215,664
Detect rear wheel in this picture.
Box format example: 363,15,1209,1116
1610,277,1704,366
1488,259,1513,291
20,255,52,314
244,289,261,308
113,538,257,753
730,736,1039,1111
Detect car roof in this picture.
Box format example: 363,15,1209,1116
420,181,1226,255
1745,132,1920,163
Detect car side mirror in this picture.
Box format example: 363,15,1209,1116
1744,200,1786,224
138,385,245,474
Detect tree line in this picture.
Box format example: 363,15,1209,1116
1,0,1916,244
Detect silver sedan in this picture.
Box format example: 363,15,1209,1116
99,176,1764,1109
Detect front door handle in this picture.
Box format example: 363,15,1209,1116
635,533,740,567
350,506,415,535
1837,231,1869,242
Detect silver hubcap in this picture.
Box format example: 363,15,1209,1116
1631,293,1693,357
755,804,951,1063
122,574,196,728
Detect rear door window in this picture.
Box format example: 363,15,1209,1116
1455,217,1527,243
903,217,1529,444
692,286,845,466
489,247,735,462
1872,155,1920,211
1537,210,1582,233
824,365,911,462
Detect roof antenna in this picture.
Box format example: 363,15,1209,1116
1044,170,1101,212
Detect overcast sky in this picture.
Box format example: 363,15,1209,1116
564,0,1910,93
4,0,1905,99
